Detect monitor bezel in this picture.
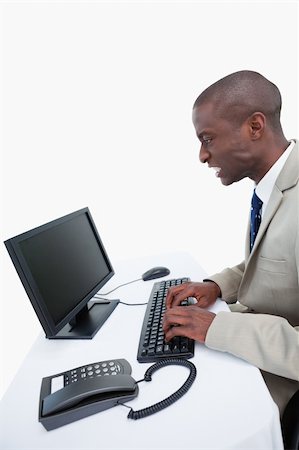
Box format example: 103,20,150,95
4,207,114,337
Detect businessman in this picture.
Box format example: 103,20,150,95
163,70,299,416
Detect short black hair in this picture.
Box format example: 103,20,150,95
193,70,282,131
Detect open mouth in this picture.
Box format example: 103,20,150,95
211,167,221,177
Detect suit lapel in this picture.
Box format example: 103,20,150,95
245,141,298,265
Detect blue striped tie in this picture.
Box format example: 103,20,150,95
250,190,263,252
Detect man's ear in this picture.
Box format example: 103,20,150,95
247,112,266,140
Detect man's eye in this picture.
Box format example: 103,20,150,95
203,138,212,145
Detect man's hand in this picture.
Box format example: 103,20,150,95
163,281,220,343
163,305,216,343
166,281,221,309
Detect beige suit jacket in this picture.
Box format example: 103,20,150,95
205,140,299,414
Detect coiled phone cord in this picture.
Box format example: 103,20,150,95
127,358,197,420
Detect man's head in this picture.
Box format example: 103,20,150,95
192,70,288,185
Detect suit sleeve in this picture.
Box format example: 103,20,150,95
205,210,299,381
206,261,245,303
205,311,299,381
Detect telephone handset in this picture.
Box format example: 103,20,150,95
39,358,138,431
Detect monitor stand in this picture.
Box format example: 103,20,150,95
48,300,120,339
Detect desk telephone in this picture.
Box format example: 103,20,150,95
39,358,197,430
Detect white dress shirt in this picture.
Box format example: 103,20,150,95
255,140,295,218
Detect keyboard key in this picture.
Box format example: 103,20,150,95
155,347,162,355
163,344,172,354
172,345,181,354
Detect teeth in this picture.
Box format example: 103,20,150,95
212,167,221,177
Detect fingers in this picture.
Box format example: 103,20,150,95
197,296,210,308
166,283,192,309
163,305,216,344
164,324,187,342
166,281,220,310
163,306,193,340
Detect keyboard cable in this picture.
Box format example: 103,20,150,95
96,278,142,296
93,295,148,306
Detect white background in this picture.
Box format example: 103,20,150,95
0,0,298,398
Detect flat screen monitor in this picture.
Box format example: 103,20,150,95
4,208,118,339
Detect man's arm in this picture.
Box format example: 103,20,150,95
163,261,246,343
206,228,299,380
205,312,299,381
206,261,245,304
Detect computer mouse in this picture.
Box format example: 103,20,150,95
142,266,170,281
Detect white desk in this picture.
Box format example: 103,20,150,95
0,252,284,450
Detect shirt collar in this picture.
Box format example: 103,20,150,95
255,140,295,207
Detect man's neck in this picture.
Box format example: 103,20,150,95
253,135,289,183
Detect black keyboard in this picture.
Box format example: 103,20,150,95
137,278,195,363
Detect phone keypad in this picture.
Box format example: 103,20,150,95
64,360,123,386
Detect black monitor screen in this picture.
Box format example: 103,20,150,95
19,213,110,326
4,208,116,339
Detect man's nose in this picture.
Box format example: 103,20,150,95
199,144,209,164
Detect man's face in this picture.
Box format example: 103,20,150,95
192,102,254,186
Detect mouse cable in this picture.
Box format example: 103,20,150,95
96,278,142,296
93,296,148,306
